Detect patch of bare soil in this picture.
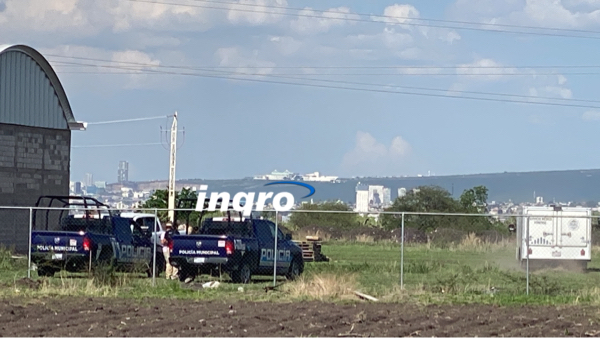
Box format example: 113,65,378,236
0,297,599,337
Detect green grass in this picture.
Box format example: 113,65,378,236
3,242,600,305
304,241,600,305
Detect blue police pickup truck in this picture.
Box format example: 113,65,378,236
169,215,304,284
30,196,165,277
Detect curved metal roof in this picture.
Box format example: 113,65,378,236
0,44,77,129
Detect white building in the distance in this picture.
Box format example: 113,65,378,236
382,187,391,206
355,182,369,213
368,185,385,207
253,170,297,180
301,172,339,182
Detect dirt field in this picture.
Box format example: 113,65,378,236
1,297,600,337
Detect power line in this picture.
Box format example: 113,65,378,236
194,0,600,36
48,59,600,109
126,0,600,40
48,55,600,69
48,58,600,76
49,59,600,105
72,142,163,148
86,116,169,125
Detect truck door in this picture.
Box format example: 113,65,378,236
527,212,555,246
114,217,151,263
254,220,275,270
254,220,291,273
557,210,589,248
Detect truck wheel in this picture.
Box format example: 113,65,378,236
286,257,302,281
179,268,195,283
231,262,251,284
37,266,55,277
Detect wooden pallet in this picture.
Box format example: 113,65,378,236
293,237,329,262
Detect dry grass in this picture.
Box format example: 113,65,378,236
282,273,358,301
7,272,136,297
354,234,375,243
451,233,512,252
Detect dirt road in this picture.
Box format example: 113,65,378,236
0,297,599,337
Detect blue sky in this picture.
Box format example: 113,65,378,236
2,0,600,183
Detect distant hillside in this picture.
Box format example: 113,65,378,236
119,169,600,205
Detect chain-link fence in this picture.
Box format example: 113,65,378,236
1,205,599,298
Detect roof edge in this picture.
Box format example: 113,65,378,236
0,44,77,128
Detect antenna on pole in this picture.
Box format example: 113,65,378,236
160,112,185,223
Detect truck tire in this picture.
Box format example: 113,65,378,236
37,266,55,277
178,267,196,283
286,257,302,281
231,262,251,284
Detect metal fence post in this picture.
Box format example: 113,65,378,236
273,210,278,287
526,215,530,295
400,212,405,290
27,207,32,279
152,208,157,287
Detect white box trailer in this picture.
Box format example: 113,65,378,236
516,206,592,268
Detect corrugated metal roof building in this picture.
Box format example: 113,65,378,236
0,44,81,253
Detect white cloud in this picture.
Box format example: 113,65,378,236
0,0,216,42
214,47,276,77
372,4,421,29
372,4,461,44
269,35,302,56
106,0,215,32
341,132,412,175
41,45,165,90
451,0,600,29
455,58,518,81
0,0,94,35
542,86,573,99
290,6,360,35
227,0,288,26
582,111,600,120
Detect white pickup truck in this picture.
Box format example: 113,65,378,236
516,206,592,269
119,212,184,247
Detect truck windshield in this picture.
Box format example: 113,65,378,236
199,221,253,238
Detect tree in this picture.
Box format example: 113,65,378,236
141,188,206,226
288,201,360,230
381,185,461,231
459,186,489,213
381,185,496,232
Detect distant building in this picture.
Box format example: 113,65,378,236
84,173,94,187
253,170,297,180
355,182,369,213
382,187,391,206
301,172,338,182
74,182,82,194
94,181,106,189
368,185,385,207
118,161,129,183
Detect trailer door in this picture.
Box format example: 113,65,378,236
527,212,555,247
557,210,589,248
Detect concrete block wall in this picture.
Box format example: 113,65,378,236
0,123,70,253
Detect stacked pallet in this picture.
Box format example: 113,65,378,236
292,236,329,262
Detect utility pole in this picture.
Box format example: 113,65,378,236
168,112,178,223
